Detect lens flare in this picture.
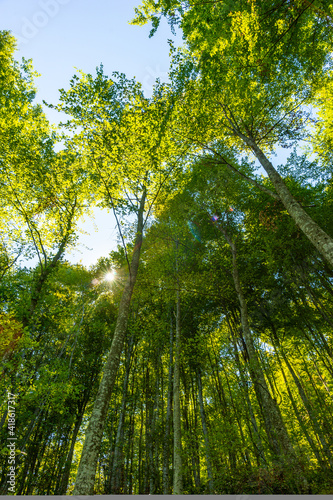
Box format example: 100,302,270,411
104,270,116,282
187,220,201,243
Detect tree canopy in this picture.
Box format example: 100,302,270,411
1,1,333,493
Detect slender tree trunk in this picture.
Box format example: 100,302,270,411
275,347,327,468
173,287,183,495
292,297,333,363
296,353,333,438
22,200,78,328
73,190,146,496
104,401,119,493
197,370,214,494
218,225,308,492
126,353,137,495
313,358,333,400
270,326,333,467
128,413,135,494
144,365,151,495
163,314,173,494
16,416,45,495
228,325,267,466
56,409,85,494
238,131,333,268
138,399,144,494
150,356,161,494
190,379,201,491
182,371,194,493
110,335,134,494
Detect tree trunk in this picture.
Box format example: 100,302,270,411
270,326,333,467
150,356,161,494
163,314,173,494
228,323,267,466
126,353,137,495
275,346,327,468
190,379,201,491
197,370,214,494
218,225,308,492
181,370,194,493
138,399,144,494
73,190,146,496
56,409,85,494
173,287,183,495
239,131,333,268
144,365,151,495
110,335,134,494
22,200,78,328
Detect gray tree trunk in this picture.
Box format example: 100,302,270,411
56,409,85,494
73,190,146,495
275,347,327,468
219,225,308,492
238,131,333,268
197,370,214,494
163,314,173,494
110,335,134,493
173,288,183,495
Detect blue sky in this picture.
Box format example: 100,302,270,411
0,0,180,267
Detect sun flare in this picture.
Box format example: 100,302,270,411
104,270,116,282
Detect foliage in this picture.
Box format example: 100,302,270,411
1,6,333,493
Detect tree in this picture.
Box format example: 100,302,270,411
131,0,333,267
2,21,333,495
52,68,185,494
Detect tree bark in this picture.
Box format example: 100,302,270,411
73,189,146,495
163,314,173,494
197,370,214,494
238,131,333,268
173,287,183,495
110,335,134,494
270,326,333,467
218,225,308,492
56,409,85,494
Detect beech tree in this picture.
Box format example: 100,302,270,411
2,6,333,494
51,68,185,494
132,0,333,267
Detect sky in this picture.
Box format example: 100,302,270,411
0,0,179,267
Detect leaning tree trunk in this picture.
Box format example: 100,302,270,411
173,287,183,495
237,131,333,268
275,346,327,468
73,190,146,496
218,225,308,492
270,325,333,468
22,200,78,329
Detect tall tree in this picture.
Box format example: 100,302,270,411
132,0,333,267
53,68,184,494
